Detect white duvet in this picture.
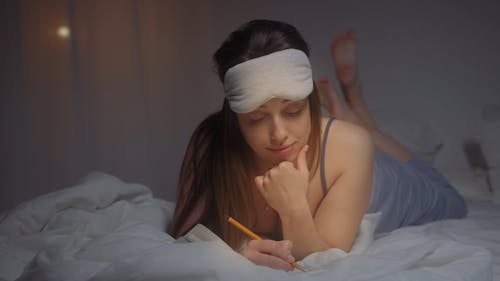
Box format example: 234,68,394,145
0,173,497,281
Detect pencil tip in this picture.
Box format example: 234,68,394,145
224,214,230,221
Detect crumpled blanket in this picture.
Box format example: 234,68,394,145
0,173,493,281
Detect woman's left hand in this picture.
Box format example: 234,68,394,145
240,239,296,271
255,145,310,216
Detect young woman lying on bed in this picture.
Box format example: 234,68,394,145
169,19,467,271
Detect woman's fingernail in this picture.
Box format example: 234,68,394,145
287,254,295,262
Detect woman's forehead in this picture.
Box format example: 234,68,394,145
257,98,307,109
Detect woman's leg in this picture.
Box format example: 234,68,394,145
330,31,378,129
321,32,468,227
318,31,412,162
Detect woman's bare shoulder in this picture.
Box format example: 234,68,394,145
321,117,373,149
321,116,374,180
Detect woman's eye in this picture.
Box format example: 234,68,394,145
283,101,306,117
248,113,266,123
250,117,264,123
285,107,304,117
288,109,302,115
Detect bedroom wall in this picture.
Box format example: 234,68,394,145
1,0,221,213
1,0,499,213
210,0,500,168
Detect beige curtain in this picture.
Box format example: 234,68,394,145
1,0,220,212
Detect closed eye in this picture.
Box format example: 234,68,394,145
247,112,267,123
286,108,303,117
284,102,306,118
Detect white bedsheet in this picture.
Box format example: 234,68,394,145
0,173,498,281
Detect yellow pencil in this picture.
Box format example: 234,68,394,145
225,215,305,272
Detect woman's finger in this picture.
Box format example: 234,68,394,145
246,251,294,271
248,239,295,263
243,240,295,271
295,144,309,175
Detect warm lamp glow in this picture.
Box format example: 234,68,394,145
57,26,70,39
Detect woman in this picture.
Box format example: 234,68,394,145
168,19,467,271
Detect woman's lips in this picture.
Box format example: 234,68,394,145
268,143,295,156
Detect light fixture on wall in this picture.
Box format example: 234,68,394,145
57,26,70,39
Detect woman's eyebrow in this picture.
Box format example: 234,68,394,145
258,100,287,108
285,100,306,105
256,99,304,109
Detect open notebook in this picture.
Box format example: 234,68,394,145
175,224,227,244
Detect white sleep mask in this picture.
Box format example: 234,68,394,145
223,49,313,113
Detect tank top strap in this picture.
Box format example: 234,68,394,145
320,117,335,197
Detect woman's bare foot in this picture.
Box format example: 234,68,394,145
331,30,359,94
316,80,412,162
316,78,365,127
330,31,377,129
328,32,413,162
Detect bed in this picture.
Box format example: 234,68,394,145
0,169,499,281
2,105,500,281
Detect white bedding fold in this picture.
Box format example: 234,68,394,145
0,172,496,281
0,172,174,281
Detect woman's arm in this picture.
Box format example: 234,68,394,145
256,121,374,259
309,121,374,252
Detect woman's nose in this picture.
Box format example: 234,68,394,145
270,118,288,144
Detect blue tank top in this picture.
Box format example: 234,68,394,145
320,117,335,196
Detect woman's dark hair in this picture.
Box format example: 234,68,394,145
213,19,310,82
169,19,321,249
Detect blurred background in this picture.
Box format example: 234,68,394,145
1,0,499,213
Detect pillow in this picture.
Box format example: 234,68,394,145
437,167,492,202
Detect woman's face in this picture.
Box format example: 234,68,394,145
237,97,311,170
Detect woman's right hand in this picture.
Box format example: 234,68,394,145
241,239,296,271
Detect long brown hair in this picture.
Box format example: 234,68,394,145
169,19,322,249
